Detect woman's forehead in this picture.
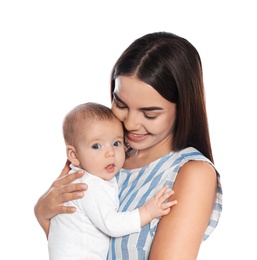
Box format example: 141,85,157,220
114,76,173,108
115,76,159,98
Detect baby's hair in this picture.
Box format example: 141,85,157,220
63,102,118,146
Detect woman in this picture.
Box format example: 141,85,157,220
35,31,222,259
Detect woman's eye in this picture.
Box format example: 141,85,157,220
92,143,101,149
115,102,126,109
144,113,157,120
113,99,127,109
113,141,122,147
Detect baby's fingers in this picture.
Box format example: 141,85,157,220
158,190,175,203
162,200,177,209
154,185,170,199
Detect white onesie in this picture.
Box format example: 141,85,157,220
48,164,141,260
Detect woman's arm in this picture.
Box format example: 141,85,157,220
34,160,88,237
149,161,217,260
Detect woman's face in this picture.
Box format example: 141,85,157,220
111,76,176,152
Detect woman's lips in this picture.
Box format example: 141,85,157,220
126,132,148,142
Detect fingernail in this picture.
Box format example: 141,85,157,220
77,192,84,197
80,184,87,189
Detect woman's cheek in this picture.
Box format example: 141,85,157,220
111,107,124,122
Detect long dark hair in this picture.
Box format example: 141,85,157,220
110,32,214,163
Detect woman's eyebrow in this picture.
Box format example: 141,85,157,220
139,107,163,111
113,93,125,104
114,93,163,111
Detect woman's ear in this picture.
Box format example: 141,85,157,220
66,145,80,166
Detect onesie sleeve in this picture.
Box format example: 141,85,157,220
76,175,141,237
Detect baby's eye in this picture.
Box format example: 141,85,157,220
113,141,122,147
92,143,101,149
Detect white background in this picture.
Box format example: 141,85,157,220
0,1,256,259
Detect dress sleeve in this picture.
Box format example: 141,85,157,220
76,176,141,237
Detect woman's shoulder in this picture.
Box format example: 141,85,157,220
160,147,210,171
174,147,210,160
173,147,221,183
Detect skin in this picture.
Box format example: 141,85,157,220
66,119,126,181
66,117,176,227
34,75,217,259
149,161,216,259
112,76,176,168
113,76,217,259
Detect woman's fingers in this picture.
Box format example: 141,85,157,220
57,183,87,204
34,163,88,236
57,205,77,214
42,163,88,215
58,159,71,178
53,183,88,214
52,168,85,187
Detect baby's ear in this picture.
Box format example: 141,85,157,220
66,145,80,166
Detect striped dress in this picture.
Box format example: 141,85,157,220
107,147,223,260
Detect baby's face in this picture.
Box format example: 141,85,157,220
75,118,125,181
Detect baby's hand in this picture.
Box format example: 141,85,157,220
144,185,177,220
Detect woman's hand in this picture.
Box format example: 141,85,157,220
34,160,87,237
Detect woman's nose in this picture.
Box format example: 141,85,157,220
123,111,140,130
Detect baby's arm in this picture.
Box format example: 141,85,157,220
82,180,176,237
139,185,177,227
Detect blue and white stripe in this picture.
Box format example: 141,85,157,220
107,147,223,260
